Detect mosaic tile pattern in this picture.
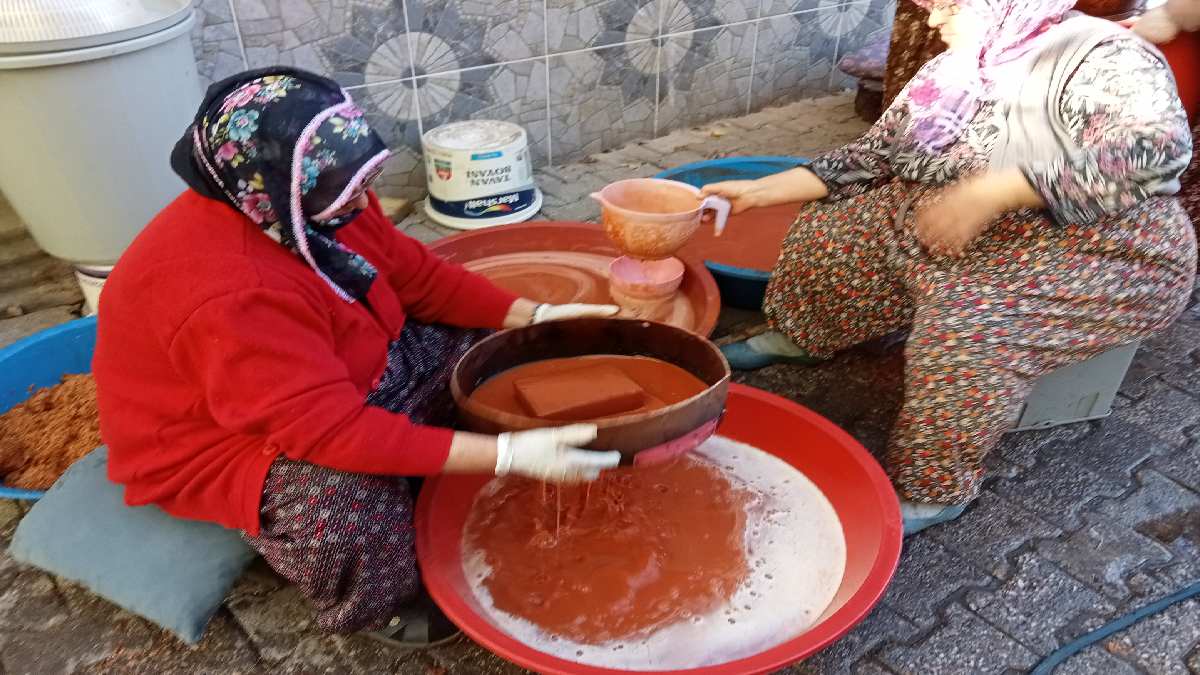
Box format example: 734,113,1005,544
231,0,345,78
420,60,551,164
831,0,896,89
752,10,840,109
657,22,757,132
191,0,247,88
404,0,545,69
762,0,821,18
546,0,657,52
350,80,426,200
659,0,754,35
549,46,656,161
195,0,894,196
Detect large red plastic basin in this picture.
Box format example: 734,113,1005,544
415,384,903,674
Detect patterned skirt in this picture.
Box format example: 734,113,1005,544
763,181,1196,504
242,321,486,633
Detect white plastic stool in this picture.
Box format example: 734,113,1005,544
1008,342,1139,431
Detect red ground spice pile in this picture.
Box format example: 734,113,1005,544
0,374,102,489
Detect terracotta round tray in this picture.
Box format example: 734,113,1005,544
426,221,722,336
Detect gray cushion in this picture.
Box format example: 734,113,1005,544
7,447,256,644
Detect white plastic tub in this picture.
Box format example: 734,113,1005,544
422,120,542,230
0,2,200,266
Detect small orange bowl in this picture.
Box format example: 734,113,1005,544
608,255,685,299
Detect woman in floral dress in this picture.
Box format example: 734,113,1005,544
705,0,1195,534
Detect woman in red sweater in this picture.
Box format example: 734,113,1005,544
93,68,619,645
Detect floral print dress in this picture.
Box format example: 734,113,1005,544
763,40,1197,505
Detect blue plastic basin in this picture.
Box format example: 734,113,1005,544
0,316,98,500
655,156,809,310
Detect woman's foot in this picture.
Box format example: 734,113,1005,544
366,595,460,651
900,500,968,535
721,331,825,370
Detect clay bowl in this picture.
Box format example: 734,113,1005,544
417,384,903,674
609,255,684,297
591,178,714,259
608,256,684,320
451,318,729,459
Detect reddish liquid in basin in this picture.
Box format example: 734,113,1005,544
464,456,750,644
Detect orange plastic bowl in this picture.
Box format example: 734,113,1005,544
415,384,903,674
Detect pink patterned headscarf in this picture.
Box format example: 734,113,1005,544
905,0,1079,151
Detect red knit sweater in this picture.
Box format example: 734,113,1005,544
93,191,517,534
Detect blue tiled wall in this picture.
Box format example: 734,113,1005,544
191,0,893,199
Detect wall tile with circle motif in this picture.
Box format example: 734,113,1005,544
354,79,426,200
752,10,840,109
404,0,546,68
830,0,896,90
657,22,757,132
546,0,659,53
548,46,657,162
660,0,759,34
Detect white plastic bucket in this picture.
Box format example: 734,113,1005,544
73,265,114,316
421,120,542,230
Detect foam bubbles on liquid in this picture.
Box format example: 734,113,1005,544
461,436,848,670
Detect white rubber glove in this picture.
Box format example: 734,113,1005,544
496,424,622,483
532,303,620,324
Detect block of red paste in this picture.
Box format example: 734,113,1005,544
514,365,646,421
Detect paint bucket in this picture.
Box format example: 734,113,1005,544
422,120,543,230
73,264,113,316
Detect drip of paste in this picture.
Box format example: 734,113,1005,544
463,456,750,644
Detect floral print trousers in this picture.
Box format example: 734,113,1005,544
243,322,486,633
764,181,1196,505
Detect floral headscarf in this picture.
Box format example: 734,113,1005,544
171,68,390,302
904,0,1079,151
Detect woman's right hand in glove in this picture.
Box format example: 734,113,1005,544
496,424,620,483
445,425,621,483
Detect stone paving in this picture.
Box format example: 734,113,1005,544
3,94,1200,674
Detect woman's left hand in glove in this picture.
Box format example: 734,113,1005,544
503,299,619,327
